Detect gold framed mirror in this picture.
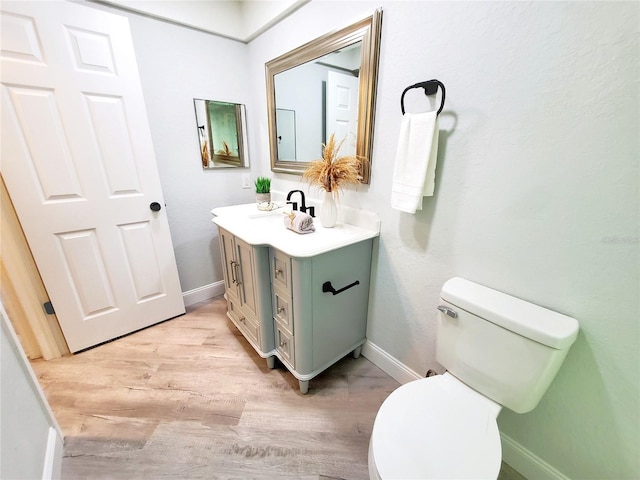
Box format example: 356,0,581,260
266,9,382,184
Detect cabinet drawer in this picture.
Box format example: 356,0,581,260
273,289,293,334
270,249,291,293
275,325,295,368
228,299,260,346
239,315,260,346
227,297,242,323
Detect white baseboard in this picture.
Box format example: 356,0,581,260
42,427,63,480
361,340,422,385
182,281,225,307
362,340,567,480
501,433,569,480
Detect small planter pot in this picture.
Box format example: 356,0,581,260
256,192,271,204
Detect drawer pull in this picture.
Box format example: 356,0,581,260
233,262,242,286
230,260,237,284
322,280,360,296
275,267,283,277
277,306,286,314
279,340,287,348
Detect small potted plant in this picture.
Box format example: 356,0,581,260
254,176,271,204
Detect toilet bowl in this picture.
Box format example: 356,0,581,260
369,372,502,480
368,277,579,480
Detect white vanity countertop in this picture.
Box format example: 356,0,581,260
211,203,380,257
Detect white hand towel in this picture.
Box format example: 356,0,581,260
391,111,440,213
283,211,315,234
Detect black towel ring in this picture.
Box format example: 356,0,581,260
400,79,446,115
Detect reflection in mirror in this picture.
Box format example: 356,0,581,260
266,9,382,183
193,99,248,169
276,109,296,160
274,43,361,162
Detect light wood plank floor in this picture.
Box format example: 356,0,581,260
32,297,525,480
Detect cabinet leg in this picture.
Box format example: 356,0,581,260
352,346,362,359
299,380,309,394
266,356,276,369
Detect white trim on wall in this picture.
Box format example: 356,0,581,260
501,433,570,480
182,281,225,307
362,339,422,385
42,427,63,480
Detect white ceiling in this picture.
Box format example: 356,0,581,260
92,0,309,43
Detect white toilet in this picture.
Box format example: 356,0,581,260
368,277,579,480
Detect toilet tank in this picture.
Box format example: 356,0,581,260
436,277,579,414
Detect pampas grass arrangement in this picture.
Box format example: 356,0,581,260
215,140,233,156
302,134,364,197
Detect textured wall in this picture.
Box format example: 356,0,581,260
248,1,639,478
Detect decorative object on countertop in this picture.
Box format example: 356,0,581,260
320,190,337,228
254,176,271,205
257,202,281,212
392,79,445,214
283,210,315,234
286,190,315,217
302,134,364,228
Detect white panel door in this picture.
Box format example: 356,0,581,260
326,71,359,156
0,1,185,352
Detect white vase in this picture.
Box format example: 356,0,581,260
320,191,337,228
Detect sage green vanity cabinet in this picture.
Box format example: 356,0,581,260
212,203,380,393
218,227,275,365
270,240,373,393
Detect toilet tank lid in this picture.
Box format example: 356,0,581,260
441,277,579,349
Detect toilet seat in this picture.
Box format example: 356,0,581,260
369,372,502,480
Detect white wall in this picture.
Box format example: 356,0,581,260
1,304,63,479
248,1,639,479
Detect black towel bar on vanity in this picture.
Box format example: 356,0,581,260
322,280,360,296
400,79,446,115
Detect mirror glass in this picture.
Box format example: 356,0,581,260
266,9,382,183
193,99,248,169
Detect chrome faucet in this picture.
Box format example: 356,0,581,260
286,190,315,217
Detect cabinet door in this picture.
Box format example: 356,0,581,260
235,237,257,319
218,228,239,302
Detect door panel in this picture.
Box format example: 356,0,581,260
326,71,359,156
235,238,257,319
56,228,117,320
218,228,238,300
118,221,165,302
0,1,185,352
84,94,143,196
5,85,85,201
